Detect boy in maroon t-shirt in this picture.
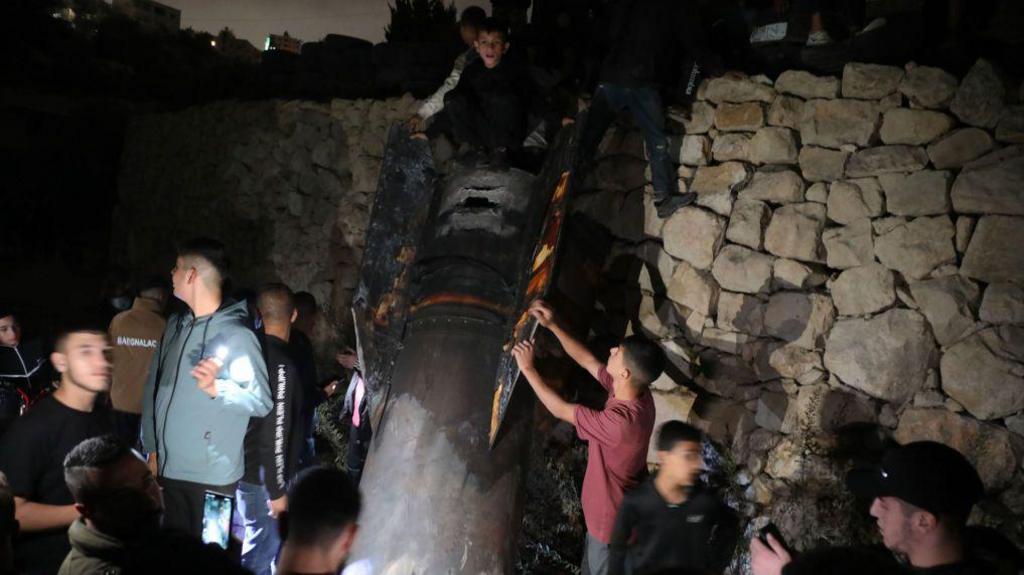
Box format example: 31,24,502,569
513,300,664,575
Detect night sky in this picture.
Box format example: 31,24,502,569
163,0,481,48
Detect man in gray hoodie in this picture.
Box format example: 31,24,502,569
141,238,272,537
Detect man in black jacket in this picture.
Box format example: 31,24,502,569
237,284,305,575
609,421,737,575
577,0,714,219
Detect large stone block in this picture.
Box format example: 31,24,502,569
691,162,750,217
666,260,720,317
681,101,716,134
704,76,777,104
899,65,959,109
909,275,980,346
726,198,771,250
775,70,840,99
895,408,1018,489
662,207,727,270
799,99,880,148
874,216,956,280
671,134,711,166
960,216,1024,284
826,178,884,225
717,291,766,336
764,203,826,263
715,102,765,132
845,145,928,178
749,127,799,165
739,169,805,204
768,345,824,382
798,146,849,182
711,133,751,163
781,384,876,434
950,151,1024,216
979,283,1024,325
842,62,905,99
648,389,699,462
941,326,1024,420
832,263,896,316
879,108,955,145
878,170,951,216
764,292,835,350
767,95,805,130
773,258,827,290
711,244,774,294
823,218,875,270
824,309,937,402
950,59,1005,129
996,106,1024,144
927,128,994,170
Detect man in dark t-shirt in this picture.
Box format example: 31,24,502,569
0,328,114,574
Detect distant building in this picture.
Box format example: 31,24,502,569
111,0,181,33
265,32,302,54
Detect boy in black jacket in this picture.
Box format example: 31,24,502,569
238,284,305,575
609,421,738,575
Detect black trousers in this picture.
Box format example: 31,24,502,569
346,420,373,485
159,476,236,539
445,90,527,151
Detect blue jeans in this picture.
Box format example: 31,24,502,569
578,83,675,199
236,480,279,575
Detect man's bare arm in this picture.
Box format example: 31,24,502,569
513,341,576,423
14,497,79,531
529,300,604,380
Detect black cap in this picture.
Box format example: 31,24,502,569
846,441,984,517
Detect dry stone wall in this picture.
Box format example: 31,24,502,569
576,60,1024,553
112,96,420,356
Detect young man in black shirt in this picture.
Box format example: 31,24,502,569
0,328,114,574
609,421,737,575
238,284,305,575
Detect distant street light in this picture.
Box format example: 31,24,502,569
211,40,217,47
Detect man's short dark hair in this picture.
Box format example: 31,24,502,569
257,283,296,324
137,276,170,299
656,421,702,452
293,291,318,319
177,237,230,285
0,308,14,322
460,6,486,29
64,435,132,507
620,334,665,388
286,467,361,547
478,17,509,42
53,326,107,353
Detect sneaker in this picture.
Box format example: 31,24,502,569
655,193,696,219
806,30,833,47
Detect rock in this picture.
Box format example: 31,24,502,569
941,327,1024,420
726,198,771,250
767,95,805,130
842,62,905,99
805,182,828,204
711,133,751,162
878,170,951,216
739,170,805,204
662,207,727,270
955,216,976,254
661,339,700,381
637,242,678,292
832,263,896,316
717,291,766,336
950,151,1024,216
691,162,750,217
682,101,716,134
704,76,777,104
675,134,711,166
824,309,937,402
895,408,1018,489
666,260,720,317
781,384,876,434
648,389,700,461
845,146,929,178
711,244,775,294
799,99,880,148
638,293,683,339
979,283,1024,325
879,108,955,145
950,59,1005,129
643,192,664,238
776,70,840,99
996,106,1024,143
701,328,755,355
822,218,875,269
749,127,799,165
899,65,960,109
755,392,789,432
910,275,980,345
764,203,826,263
769,345,824,381
927,128,995,169
799,146,849,182
960,216,1024,284
874,216,956,280
826,178,884,225
764,292,835,350
773,258,827,290
715,102,765,132
1007,414,1024,438
764,436,831,481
